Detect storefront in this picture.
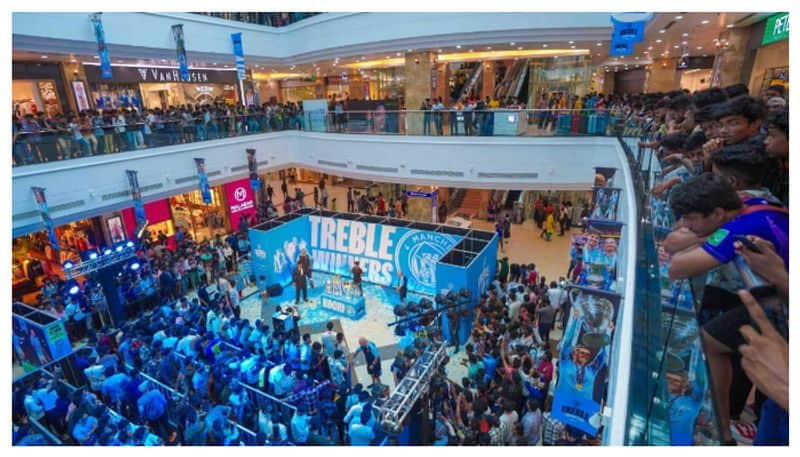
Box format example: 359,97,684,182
280,78,321,102
120,198,175,246
12,217,105,301
12,61,69,118
222,178,257,231
84,63,239,110
748,12,789,96
169,186,230,243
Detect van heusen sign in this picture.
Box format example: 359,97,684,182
84,64,237,84
762,13,789,45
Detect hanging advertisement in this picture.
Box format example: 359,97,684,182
231,32,247,81
72,80,91,111
194,157,212,204
551,286,621,436
90,13,112,79
589,187,622,221
171,24,190,82
224,178,256,231
247,148,261,191
31,187,60,252
125,169,147,234
13,313,72,373
572,221,622,291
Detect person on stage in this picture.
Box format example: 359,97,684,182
351,260,364,296
353,337,382,385
293,264,309,304
396,269,408,304
298,248,314,288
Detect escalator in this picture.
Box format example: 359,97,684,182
504,190,522,209
459,62,484,101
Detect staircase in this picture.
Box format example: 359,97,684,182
458,189,484,218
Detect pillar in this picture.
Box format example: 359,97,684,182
711,27,752,87
404,51,435,134
482,61,496,101
645,58,680,93
434,62,449,103
601,70,615,95
61,61,88,113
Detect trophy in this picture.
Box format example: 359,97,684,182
569,288,615,334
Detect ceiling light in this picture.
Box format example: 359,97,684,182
648,46,653,50
682,33,689,37
682,41,688,45
93,56,99,59
407,48,412,52
509,42,515,46
597,42,603,46
386,56,390,59
696,46,703,50
570,45,576,49
437,49,442,53
70,59,77,63
656,39,662,43
517,46,523,50
469,49,474,52
40,55,48,59
674,45,680,49
568,40,575,44
395,52,401,56
486,46,492,50
659,29,666,34
456,45,461,49
726,24,734,28
542,44,548,48
701,19,710,24
674,15,683,20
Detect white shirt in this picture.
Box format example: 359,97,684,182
547,287,567,309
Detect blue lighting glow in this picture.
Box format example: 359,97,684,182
89,252,98,260
69,285,80,295
104,248,112,255
126,241,134,248
130,262,141,271
63,261,74,269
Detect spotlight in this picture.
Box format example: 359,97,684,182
104,248,112,255
126,241,134,248
69,285,80,295
63,261,74,270
115,245,124,252
89,252,98,260
130,262,141,271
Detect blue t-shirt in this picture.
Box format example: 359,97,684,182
702,198,789,269
348,422,375,446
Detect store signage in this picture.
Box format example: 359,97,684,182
84,64,236,84
224,178,256,230
762,13,789,45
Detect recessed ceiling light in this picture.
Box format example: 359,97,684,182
682,33,689,37
674,15,683,20
682,41,688,45
701,19,711,24
385,56,390,59
437,49,442,53
542,44,548,48
570,45,576,49
696,46,703,50
659,29,666,34
93,56,99,59
212,62,217,65
568,40,575,44
727,24,734,28
635,56,639,60
674,45,680,49
597,42,603,46
456,45,461,49
70,59,77,62
407,48,412,52
469,49,474,52
41,55,48,59
509,42,515,46
486,46,491,50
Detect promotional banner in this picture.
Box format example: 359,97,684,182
89,13,112,79
552,286,621,436
194,158,212,204
231,32,247,81
224,178,256,231
171,24,190,82
247,148,261,191
125,169,147,233
572,221,622,291
31,187,60,251
589,187,622,221
13,315,72,373
249,217,311,287
308,215,460,295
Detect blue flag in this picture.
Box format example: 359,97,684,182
31,187,60,251
171,24,190,82
231,32,246,81
195,158,212,204
90,13,112,79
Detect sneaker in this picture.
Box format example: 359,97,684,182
730,420,756,445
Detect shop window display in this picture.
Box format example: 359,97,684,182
170,187,230,243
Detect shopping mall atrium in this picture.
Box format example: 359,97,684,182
8,7,793,448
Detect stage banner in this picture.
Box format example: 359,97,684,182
125,169,147,232
194,158,212,204
572,220,622,291
31,187,60,251
589,187,622,222
308,215,461,295
171,24,190,82
13,314,72,374
89,13,112,79
435,261,467,345
247,148,261,191
551,286,621,437
223,178,256,231
231,32,247,81
249,217,311,287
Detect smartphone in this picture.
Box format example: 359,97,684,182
733,234,762,254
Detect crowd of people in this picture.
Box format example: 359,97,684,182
638,83,789,445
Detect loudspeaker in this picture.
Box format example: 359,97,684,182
267,283,283,297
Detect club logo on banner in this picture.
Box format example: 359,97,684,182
231,32,246,81
194,158,212,204
171,24,190,82
31,187,60,251
395,230,453,289
551,285,621,437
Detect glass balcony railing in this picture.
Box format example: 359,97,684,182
192,12,321,27
616,134,721,445
12,109,645,168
